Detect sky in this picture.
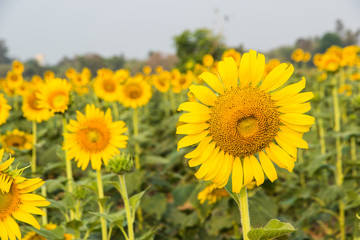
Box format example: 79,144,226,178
0,0,359,65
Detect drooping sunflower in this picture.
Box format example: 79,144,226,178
0,94,11,126
197,183,229,204
0,129,32,153
94,70,122,102
177,50,315,193
0,149,50,240
36,78,71,114
118,77,152,108
64,104,128,170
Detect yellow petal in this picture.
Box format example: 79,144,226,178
271,77,306,101
258,151,278,182
239,53,250,87
284,122,312,133
278,102,311,114
232,157,243,193
188,142,216,167
276,92,314,106
0,157,14,171
249,155,264,186
214,153,234,188
275,136,298,157
19,193,47,201
198,72,224,94
5,217,21,239
19,204,46,216
20,181,44,193
17,178,43,189
12,210,40,229
278,126,308,149
184,136,212,158
243,156,254,185
189,85,217,106
177,102,212,114
267,143,295,172
178,112,211,124
176,123,209,135
251,52,265,87
0,221,8,240
177,131,209,151
280,113,315,126
266,64,294,92
218,154,234,188
218,57,238,90
203,148,222,181
260,63,288,91
265,146,286,169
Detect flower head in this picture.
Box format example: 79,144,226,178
0,94,11,126
119,77,152,108
177,50,315,193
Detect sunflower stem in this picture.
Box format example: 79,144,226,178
238,186,250,240
118,174,134,240
133,108,140,170
31,121,37,175
351,136,357,181
96,169,108,240
62,115,75,220
41,185,48,225
112,102,119,120
332,76,345,240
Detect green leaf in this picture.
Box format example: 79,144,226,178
130,186,150,215
248,219,296,240
224,175,239,205
142,192,167,220
135,226,159,240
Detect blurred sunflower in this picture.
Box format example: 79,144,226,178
64,105,128,170
177,50,315,192
152,73,170,93
303,52,311,62
22,223,73,240
94,70,122,102
118,77,152,108
172,71,194,93
6,71,23,90
0,149,50,240
264,59,281,77
12,60,24,74
37,78,71,114
202,54,214,67
65,67,78,80
0,94,11,126
43,70,55,81
0,129,32,153
143,65,152,75
197,183,229,204
22,90,53,122
291,48,304,62
222,49,241,66
114,69,130,83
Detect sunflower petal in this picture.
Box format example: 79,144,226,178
177,102,212,114
198,72,224,94
189,85,217,106
12,210,40,229
258,151,277,182
177,131,209,151
232,157,243,193
271,77,306,101
218,57,238,90
249,155,264,186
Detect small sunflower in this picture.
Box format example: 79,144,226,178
222,49,241,66
202,54,214,67
172,71,194,93
177,50,315,193
22,90,53,123
65,67,78,80
6,71,23,90
37,78,71,114
0,149,50,240
152,72,170,93
94,70,122,102
114,69,130,83
0,129,32,153
0,94,11,126
43,70,55,81
291,48,304,62
142,65,152,75
197,183,229,204
64,104,128,170
12,60,24,74
119,77,152,108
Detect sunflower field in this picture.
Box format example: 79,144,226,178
0,39,360,240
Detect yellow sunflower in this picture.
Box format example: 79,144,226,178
6,71,23,90
0,129,32,153
222,49,241,66
12,60,24,74
114,69,130,83
0,149,50,240
64,104,128,170
291,48,304,62
143,65,152,75
0,94,11,126
37,78,71,114
197,183,229,204
303,52,311,62
94,70,122,102
202,54,214,67
118,77,152,108
152,72,170,93
172,71,194,93
65,67,78,80
22,90,53,123
43,70,55,81
177,50,315,193
264,59,281,77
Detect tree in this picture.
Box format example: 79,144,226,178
0,40,11,64
317,32,343,53
173,28,226,71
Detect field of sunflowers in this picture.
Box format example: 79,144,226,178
0,44,360,240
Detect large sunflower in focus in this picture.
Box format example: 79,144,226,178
0,94,11,126
119,77,152,108
0,149,50,240
64,105,128,170
37,78,71,114
177,50,315,193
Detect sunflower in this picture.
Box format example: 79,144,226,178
37,78,71,114
94,70,122,102
152,72,170,93
202,54,214,67
222,49,241,66
303,52,311,62
22,90,53,123
118,77,152,108
177,50,315,193
291,48,304,62
0,149,50,240
0,94,11,126
43,70,55,81
22,223,73,240
64,104,128,170
6,71,23,90
12,60,24,74
264,59,281,77
143,65,152,75
197,183,229,204
0,129,32,153
172,71,194,93
114,69,130,83
65,67,78,80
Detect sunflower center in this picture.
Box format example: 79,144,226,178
103,80,116,92
10,75,18,82
78,122,110,153
51,92,68,109
28,93,43,111
0,176,21,221
125,84,143,99
6,136,26,148
209,86,279,157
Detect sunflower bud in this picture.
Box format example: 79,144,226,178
107,153,134,175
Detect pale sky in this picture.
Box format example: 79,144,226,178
0,0,359,65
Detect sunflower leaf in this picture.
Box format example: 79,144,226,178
247,219,296,240
130,186,150,216
224,177,239,205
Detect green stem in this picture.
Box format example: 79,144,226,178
118,175,134,240
351,136,357,184
41,186,48,225
96,169,108,240
112,102,119,120
238,187,250,240
318,118,326,155
133,108,140,170
31,121,37,175
332,76,345,240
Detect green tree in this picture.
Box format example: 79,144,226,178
317,32,343,53
0,40,11,64
173,28,226,71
